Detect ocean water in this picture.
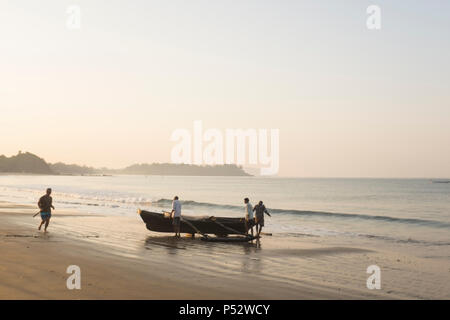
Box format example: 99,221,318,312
1,175,449,248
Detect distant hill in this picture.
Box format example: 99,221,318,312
0,152,53,174
49,162,97,175
0,152,250,176
121,163,250,176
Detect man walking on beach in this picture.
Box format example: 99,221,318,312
254,201,271,237
171,196,182,238
244,198,254,237
38,188,55,233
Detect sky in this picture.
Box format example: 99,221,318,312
1,0,449,177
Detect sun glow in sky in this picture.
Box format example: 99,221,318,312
1,0,449,177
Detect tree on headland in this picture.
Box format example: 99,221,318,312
0,152,53,174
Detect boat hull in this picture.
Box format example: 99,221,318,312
139,210,247,236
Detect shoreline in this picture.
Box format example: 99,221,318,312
0,206,344,299
0,201,449,299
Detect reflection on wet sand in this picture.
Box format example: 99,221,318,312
144,235,259,254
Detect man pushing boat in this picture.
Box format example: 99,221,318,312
171,196,182,238
254,201,271,237
244,198,255,237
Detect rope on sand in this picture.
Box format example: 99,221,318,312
180,217,209,239
209,217,248,236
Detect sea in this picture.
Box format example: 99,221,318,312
1,175,449,250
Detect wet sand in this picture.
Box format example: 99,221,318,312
1,201,449,299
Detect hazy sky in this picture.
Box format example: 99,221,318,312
1,0,449,177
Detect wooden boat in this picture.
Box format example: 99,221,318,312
138,209,255,241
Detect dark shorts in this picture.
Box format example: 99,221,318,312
40,212,51,220
172,217,181,227
255,215,264,227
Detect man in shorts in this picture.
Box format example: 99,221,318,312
38,188,55,233
171,196,182,238
253,200,271,237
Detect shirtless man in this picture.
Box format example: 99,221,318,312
38,188,55,233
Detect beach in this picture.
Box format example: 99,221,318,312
2,0,449,305
1,200,449,300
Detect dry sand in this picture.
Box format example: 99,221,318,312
0,201,449,299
